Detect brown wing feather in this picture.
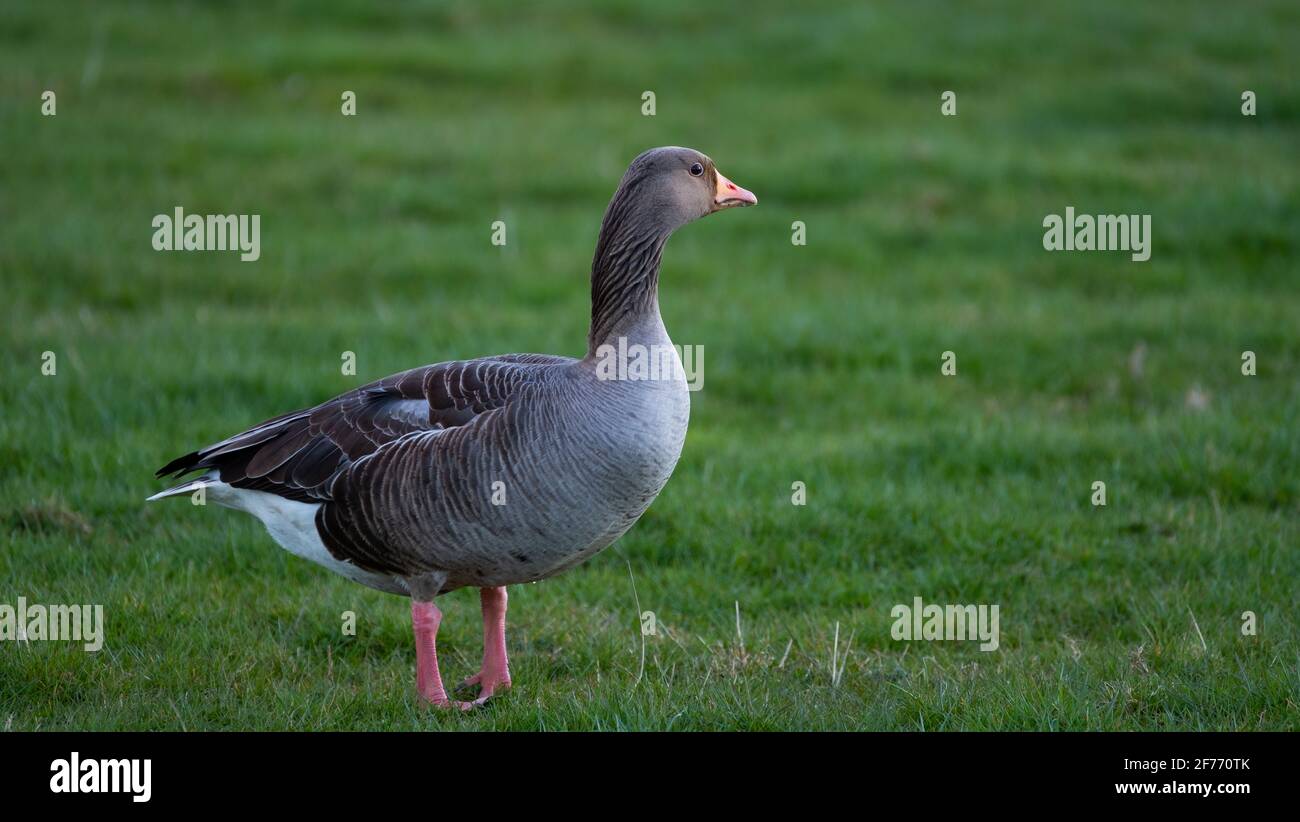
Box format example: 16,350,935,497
155,354,571,504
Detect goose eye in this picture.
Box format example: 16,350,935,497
688,162,704,177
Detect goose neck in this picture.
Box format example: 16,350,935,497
586,213,670,357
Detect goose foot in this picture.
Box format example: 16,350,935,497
456,586,512,704
458,668,512,704
411,600,474,710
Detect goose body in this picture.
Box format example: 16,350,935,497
150,147,756,707
164,326,687,596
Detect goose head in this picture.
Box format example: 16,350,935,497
587,146,756,351
612,146,757,235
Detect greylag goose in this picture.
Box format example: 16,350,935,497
149,147,757,709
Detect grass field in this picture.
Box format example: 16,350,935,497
2,1,1298,730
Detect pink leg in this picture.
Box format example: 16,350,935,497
411,600,471,710
461,586,511,704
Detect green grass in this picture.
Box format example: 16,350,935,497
2,0,1298,730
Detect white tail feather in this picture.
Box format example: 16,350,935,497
146,475,216,502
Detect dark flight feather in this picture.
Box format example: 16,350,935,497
155,354,571,505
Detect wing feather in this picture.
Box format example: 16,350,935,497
155,354,572,507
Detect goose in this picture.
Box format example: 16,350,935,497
149,147,757,709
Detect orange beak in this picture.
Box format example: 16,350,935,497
714,169,757,208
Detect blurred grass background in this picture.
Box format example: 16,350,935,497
1,0,1297,730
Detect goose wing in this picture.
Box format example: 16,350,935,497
154,354,572,503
